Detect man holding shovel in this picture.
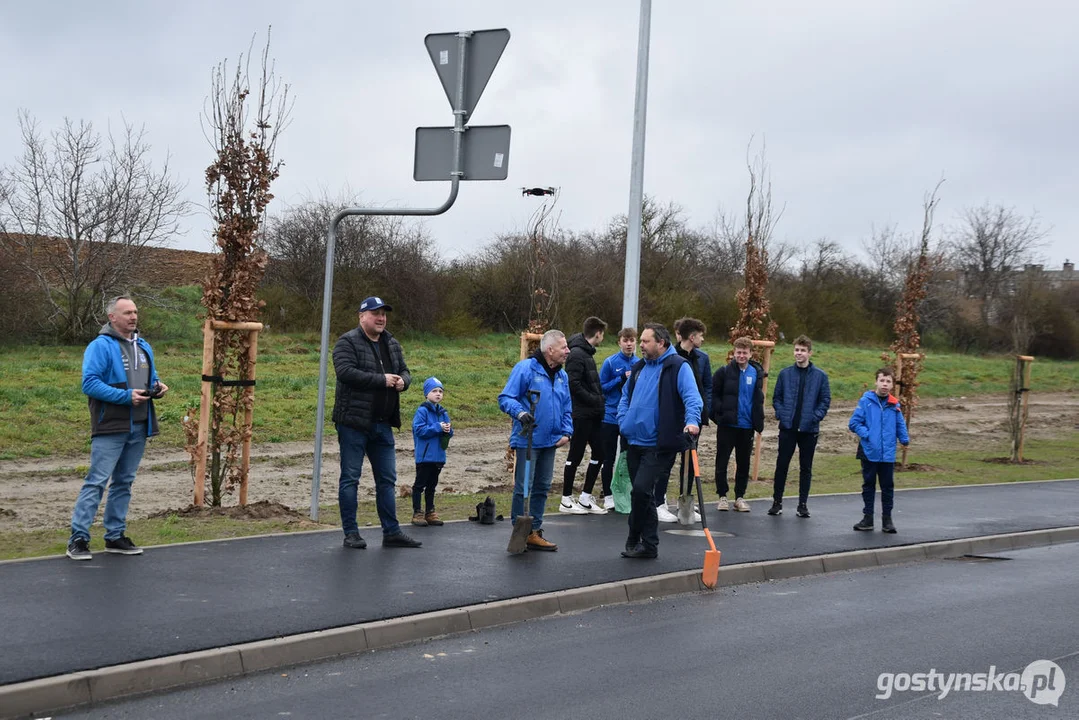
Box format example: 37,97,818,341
498,329,574,552
617,324,702,559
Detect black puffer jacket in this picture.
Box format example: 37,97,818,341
332,327,411,430
565,332,605,420
710,360,765,433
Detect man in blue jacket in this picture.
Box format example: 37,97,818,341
849,368,910,533
617,324,702,559
67,296,168,561
710,337,765,512
597,327,638,510
498,329,574,551
768,335,831,518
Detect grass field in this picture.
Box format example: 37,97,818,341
1,306,1076,459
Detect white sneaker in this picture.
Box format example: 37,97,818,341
559,496,589,515
656,505,679,523
692,510,702,523
717,496,730,511
734,497,751,512
603,495,615,510
577,492,608,515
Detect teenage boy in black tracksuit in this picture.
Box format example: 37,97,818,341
561,316,609,515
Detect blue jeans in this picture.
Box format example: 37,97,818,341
69,424,147,543
512,445,556,532
337,423,401,536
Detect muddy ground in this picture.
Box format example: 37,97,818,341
1,395,1076,531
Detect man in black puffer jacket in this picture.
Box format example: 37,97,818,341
332,296,421,550
559,316,609,515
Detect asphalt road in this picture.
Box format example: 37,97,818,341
61,542,1079,720
5,479,1079,686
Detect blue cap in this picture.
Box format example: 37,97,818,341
358,296,392,312
423,377,444,397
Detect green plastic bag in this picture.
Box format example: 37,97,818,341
611,451,632,514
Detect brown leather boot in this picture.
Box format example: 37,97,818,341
526,529,557,551
411,512,428,527
424,511,444,526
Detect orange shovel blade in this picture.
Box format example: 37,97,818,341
702,529,721,589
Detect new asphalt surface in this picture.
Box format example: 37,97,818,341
2,480,1078,687
60,542,1079,720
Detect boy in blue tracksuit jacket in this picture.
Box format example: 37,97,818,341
596,327,638,508
497,330,574,551
411,377,453,527
849,368,909,534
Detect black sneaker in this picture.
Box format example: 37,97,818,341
383,531,422,548
853,514,874,532
66,538,92,561
882,516,897,534
343,533,367,549
767,501,783,516
796,504,810,518
104,536,143,555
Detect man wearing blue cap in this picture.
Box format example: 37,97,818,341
332,296,422,549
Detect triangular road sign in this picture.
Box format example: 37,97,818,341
425,28,510,119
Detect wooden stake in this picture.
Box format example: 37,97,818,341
193,319,215,506
239,328,261,506
1017,355,1034,462
751,340,775,483
519,332,543,360
895,352,922,468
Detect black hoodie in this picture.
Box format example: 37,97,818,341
565,332,605,420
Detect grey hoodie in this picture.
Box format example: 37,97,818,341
101,323,151,423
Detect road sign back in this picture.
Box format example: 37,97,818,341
425,28,510,119
414,125,511,182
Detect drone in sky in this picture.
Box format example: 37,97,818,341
521,187,557,197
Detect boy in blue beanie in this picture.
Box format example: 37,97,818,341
411,377,453,526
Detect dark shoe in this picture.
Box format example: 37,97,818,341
411,512,428,527
796,504,810,518
882,516,897,534
104,535,143,555
424,511,444,526
526,529,558,551
853,514,874,532
66,538,92,561
383,531,422,548
767,501,782,516
343,533,368,549
620,544,658,559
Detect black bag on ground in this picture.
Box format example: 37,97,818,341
469,496,500,524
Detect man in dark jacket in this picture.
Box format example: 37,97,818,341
67,296,168,561
617,323,702,558
560,316,608,515
710,336,765,512
332,296,421,549
768,335,831,518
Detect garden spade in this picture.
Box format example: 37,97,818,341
507,389,540,554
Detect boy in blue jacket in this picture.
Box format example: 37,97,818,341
411,377,453,527
849,368,909,533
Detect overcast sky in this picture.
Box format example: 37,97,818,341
1,0,1075,268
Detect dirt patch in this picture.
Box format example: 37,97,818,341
895,463,946,473
982,457,1047,466
0,394,1075,532
147,500,308,522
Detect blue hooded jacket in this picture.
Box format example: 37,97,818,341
849,390,910,462
772,362,831,433
82,327,160,438
599,350,637,424
412,401,453,464
498,353,574,449
617,345,702,448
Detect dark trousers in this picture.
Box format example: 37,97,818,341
715,425,755,498
599,422,626,497
563,416,604,497
412,462,444,514
860,459,895,516
772,429,819,505
626,446,677,552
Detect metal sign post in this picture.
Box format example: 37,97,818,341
310,29,511,520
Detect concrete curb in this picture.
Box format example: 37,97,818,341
4,526,1077,719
